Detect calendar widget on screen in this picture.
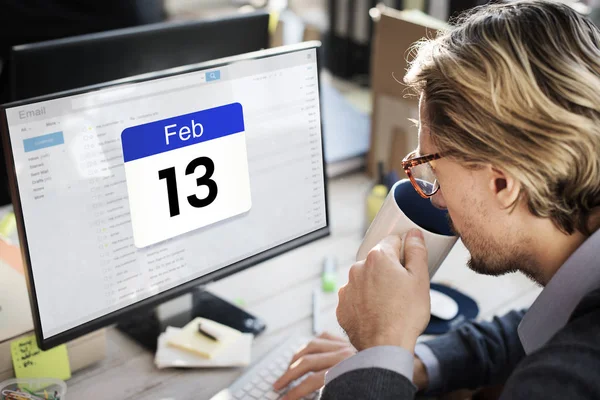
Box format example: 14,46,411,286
121,103,251,248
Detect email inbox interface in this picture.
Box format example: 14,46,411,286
6,49,326,338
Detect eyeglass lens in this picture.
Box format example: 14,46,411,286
410,162,440,195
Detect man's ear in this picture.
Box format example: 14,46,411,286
489,166,521,208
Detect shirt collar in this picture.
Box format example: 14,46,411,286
518,229,600,354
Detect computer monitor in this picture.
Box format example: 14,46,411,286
8,11,270,101
0,42,328,350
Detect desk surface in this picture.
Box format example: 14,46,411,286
66,172,541,399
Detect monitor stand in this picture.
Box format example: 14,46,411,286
116,287,266,351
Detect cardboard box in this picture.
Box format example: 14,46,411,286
367,6,448,176
303,23,322,42
389,125,410,175
270,14,285,48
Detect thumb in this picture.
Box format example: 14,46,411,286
403,229,429,279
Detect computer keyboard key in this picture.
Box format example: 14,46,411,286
210,336,313,400
234,390,246,399
265,392,280,400
259,369,271,378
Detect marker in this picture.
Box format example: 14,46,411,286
321,255,337,293
312,287,321,335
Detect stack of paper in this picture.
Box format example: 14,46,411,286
155,317,253,369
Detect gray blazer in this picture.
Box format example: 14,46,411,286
320,288,600,399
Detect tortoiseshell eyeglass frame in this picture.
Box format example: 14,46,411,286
401,150,443,198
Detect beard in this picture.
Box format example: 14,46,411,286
446,213,542,284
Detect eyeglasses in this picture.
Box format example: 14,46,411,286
401,150,443,198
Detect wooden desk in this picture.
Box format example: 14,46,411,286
66,172,540,399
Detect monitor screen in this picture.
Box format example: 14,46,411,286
0,43,328,349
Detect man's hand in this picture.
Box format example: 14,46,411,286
414,355,430,391
336,229,431,352
273,332,355,400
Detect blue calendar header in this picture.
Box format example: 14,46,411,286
121,102,245,163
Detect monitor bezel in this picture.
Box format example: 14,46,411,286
0,41,330,350
8,10,270,102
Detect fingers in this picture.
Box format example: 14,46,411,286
288,338,349,366
281,370,326,400
403,229,429,280
317,331,347,342
367,235,404,264
274,349,354,391
273,352,336,390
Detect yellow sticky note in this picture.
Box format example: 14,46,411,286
11,335,71,380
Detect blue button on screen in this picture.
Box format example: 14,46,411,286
206,70,221,82
23,131,64,152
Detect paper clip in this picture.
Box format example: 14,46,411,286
1,388,59,400
2,389,37,400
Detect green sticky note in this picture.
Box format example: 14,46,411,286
11,335,71,380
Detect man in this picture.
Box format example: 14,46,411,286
273,1,600,398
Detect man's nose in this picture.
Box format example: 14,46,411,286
431,190,447,210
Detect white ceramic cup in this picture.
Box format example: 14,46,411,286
357,179,458,279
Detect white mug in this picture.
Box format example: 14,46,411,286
357,179,458,279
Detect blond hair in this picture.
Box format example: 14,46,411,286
405,0,600,235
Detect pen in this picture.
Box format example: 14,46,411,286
312,287,321,335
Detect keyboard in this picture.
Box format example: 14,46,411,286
210,335,319,400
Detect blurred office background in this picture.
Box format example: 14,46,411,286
0,0,595,206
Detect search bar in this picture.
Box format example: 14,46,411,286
71,69,221,110
205,70,221,82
